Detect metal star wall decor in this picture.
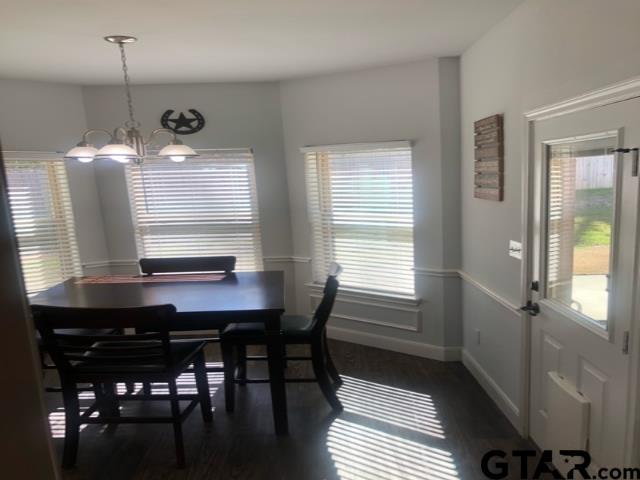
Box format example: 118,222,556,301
161,109,206,135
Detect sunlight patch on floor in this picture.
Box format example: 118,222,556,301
146,364,223,395
337,376,445,439
49,407,97,439
48,362,222,438
328,419,459,480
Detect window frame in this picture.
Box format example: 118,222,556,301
303,141,417,299
540,133,620,336
125,149,264,272
3,151,83,295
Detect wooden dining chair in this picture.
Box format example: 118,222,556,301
220,263,343,413
138,256,236,393
37,327,129,394
32,304,212,469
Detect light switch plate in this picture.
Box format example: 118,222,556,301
509,240,522,260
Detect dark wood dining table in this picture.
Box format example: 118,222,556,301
30,270,289,435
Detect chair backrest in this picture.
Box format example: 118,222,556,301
139,256,236,275
311,262,342,334
31,304,177,376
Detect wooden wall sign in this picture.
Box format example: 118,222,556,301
474,114,504,201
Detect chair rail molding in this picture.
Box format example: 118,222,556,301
458,270,521,316
82,259,139,269
413,267,460,278
263,256,312,263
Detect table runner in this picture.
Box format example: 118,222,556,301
75,274,226,284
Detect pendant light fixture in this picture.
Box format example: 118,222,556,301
65,35,198,164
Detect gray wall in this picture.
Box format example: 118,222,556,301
0,79,109,269
81,83,296,308
280,58,462,357
1,65,464,359
460,0,640,429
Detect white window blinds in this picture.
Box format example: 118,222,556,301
5,155,82,295
305,142,416,296
126,150,263,271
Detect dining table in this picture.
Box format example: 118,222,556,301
30,270,289,435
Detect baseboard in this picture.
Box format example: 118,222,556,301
462,349,521,431
327,325,461,362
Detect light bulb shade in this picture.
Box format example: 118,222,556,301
65,144,98,162
95,143,140,162
158,143,198,159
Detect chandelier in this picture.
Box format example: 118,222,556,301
65,35,198,165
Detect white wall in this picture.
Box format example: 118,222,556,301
280,58,462,357
460,0,640,429
0,79,110,268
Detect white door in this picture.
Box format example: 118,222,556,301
528,97,640,470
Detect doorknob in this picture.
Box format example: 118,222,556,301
521,301,540,316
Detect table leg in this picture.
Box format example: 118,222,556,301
265,314,288,435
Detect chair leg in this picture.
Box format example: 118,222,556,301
125,382,135,394
93,383,108,417
221,340,236,412
323,332,342,386
311,338,343,412
103,382,120,417
61,380,80,469
235,344,247,386
282,343,288,369
142,382,152,395
193,351,213,422
168,379,186,468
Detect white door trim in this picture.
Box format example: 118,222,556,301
521,75,640,462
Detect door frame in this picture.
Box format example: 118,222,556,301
521,75,640,464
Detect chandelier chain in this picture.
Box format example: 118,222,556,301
118,42,137,128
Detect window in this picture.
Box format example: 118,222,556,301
4,154,82,295
126,150,263,271
305,142,416,296
545,135,616,329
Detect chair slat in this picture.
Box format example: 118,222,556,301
63,353,166,362
32,304,176,372
52,332,163,342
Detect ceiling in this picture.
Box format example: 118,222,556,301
0,0,524,85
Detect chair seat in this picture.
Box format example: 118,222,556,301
222,314,314,340
74,340,206,373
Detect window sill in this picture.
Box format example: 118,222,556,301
304,282,422,307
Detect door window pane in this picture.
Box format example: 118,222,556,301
545,136,616,329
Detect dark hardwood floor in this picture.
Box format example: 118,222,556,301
43,340,539,479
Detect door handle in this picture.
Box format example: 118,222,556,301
612,147,639,176
521,301,540,316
